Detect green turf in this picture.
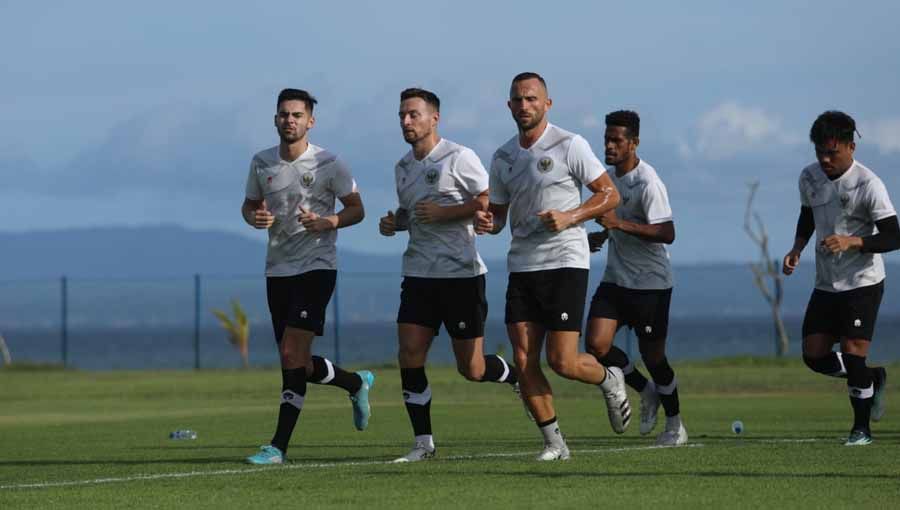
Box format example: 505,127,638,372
1,359,899,509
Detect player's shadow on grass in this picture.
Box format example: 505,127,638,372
459,471,900,480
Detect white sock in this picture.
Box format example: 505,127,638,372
539,420,566,447
598,367,619,393
414,434,435,451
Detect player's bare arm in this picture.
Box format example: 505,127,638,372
415,191,489,224
537,173,620,233
598,210,674,244
242,198,275,229
474,202,508,235
299,192,364,233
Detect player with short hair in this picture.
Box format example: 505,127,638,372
242,88,375,464
475,73,630,461
585,110,686,446
783,110,899,446
380,87,519,463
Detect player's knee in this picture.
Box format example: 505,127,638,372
803,354,829,374
585,340,610,359
456,361,483,381
547,355,576,378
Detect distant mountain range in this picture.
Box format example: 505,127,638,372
0,225,410,279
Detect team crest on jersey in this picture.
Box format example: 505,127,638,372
300,172,315,188
840,193,850,208
538,157,554,173
425,168,440,185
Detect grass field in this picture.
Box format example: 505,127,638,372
2,357,899,509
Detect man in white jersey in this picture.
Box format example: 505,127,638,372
585,110,686,446
379,88,519,462
783,111,899,446
474,72,630,461
242,89,375,464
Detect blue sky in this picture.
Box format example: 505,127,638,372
3,1,900,263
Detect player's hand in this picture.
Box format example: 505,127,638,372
254,202,275,229
821,235,860,254
379,210,396,236
597,210,621,230
474,210,494,234
414,200,444,224
588,230,609,252
298,206,335,233
782,249,801,275
537,209,574,232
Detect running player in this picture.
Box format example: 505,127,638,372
783,110,899,446
475,73,630,460
585,110,686,446
380,88,519,462
242,88,375,464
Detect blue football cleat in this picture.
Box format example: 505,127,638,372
351,370,375,431
246,445,285,464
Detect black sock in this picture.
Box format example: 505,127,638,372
401,367,432,436
803,352,847,378
308,355,362,394
481,354,518,384
647,357,679,417
844,353,873,433
596,345,649,392
271,367,307,453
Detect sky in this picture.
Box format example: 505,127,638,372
3,1,900,264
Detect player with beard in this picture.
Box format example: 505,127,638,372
242,88,375,464
380,88,520,462
475,73,630,460
585,110,686,446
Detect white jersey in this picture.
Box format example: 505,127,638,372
799,160,896,292
395,138,488,278
602,160,674,290
489,123,605,272
245,143,357,277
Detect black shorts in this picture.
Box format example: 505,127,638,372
397,275,487,339
505,268,588,332
588,282,672,341
802,281,884,341
266,270,336,340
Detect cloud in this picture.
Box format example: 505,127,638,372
685,102,801,161
861,118,900,155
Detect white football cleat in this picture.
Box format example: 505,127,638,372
392,442,436,463
601,366,632,434
535,442,570,461
655,422,688,446
639,384,661,435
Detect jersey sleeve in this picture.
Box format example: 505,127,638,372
865,177,897,222
488,154,510,205
330,158,359,199
566,135,605,185
245,157,263,200
453,149,489,196
642,179,674,225
798,171,811,207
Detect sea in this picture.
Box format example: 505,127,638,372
3,264,900,370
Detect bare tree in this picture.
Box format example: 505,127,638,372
0,333,11,367
744,180,790,356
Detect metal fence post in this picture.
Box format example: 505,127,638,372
61,276,68,367
334,273,341,366
194,273,201,370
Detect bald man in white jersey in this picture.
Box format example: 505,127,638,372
475,72,630,460
242,89,375,465
783,111,900,446
379,88,520,462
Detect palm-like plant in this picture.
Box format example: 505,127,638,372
212,300,250,368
